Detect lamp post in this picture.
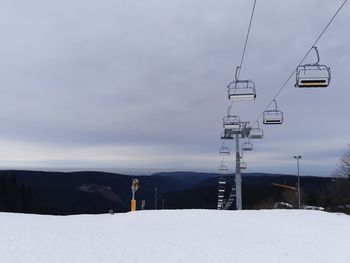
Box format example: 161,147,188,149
293,155,302,209
154,187,157,210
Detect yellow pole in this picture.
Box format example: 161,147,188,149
131,199,136,211
131,179,139,212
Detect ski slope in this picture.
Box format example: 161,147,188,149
0,210,349,263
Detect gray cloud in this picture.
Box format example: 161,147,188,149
0,0,349,175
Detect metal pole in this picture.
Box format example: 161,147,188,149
155,187,157,210
294,155,302,209
235,134,242,210
297,158,301,209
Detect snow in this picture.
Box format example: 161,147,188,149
0,210,349,263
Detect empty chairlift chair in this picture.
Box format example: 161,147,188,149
249,121,264,139
219,144,230,155
219,164,228,175
228,66,256,101
240,161,247,170
263,99,283,125
218,177,226,185
242,139,253,151
296,46,331,88
218,186,225,193
223,115,241,130
218,193,225,200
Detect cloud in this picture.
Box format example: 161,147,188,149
0,0,349,175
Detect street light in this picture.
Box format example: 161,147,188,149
154,187,157,210
293,155,302,209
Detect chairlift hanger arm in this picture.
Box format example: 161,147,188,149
313,46,320,65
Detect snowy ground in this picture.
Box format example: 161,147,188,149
0,210,349,263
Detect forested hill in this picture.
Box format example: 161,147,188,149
0,170,345,215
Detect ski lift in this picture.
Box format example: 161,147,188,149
249,121,264,139
228,66,256,101
263,99,283,125
240,155,247,170
223,106,241,130
242,139,253,151
296,47,331,88
219,164,228,174
218,186,225,193
223,115,241,129
240,161,247,170
219,143,230,155
218,177,226,185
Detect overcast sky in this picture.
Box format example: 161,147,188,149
0,0,349,176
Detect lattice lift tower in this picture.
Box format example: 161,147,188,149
221,121,251,210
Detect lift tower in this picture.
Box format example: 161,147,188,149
221,121,251,210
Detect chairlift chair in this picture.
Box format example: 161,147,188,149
219,145,230,155
296,47,331,88
219,164,228,174
242,139,253,151
223,115,241,129
228,66,256,101
218,186,225,193
250,128,263,139
263,99,283,125
249,121,264,139
240,162,247,170
218,178,226,185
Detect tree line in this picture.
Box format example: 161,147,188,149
0,173,35,213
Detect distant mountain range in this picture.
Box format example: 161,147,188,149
0,170,336,215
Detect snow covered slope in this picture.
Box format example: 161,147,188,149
0,210,349,263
